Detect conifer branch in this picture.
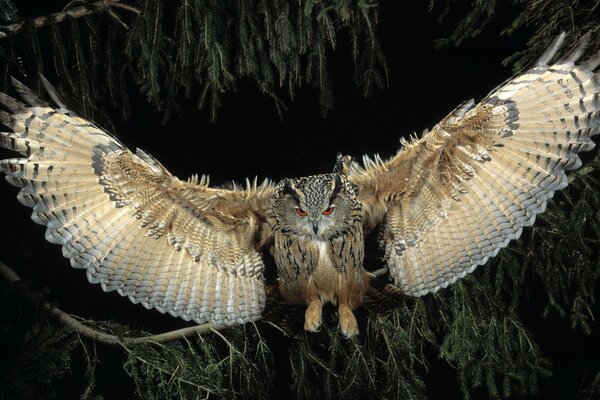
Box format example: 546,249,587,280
0,0,140,39
0,261,219,346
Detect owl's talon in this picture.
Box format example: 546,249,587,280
304,299,323,333
304,317,322,332
339,305,359,338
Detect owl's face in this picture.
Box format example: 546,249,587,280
273,173,360,240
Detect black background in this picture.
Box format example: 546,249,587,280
1,1,599,399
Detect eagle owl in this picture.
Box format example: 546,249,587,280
272,173,365,336
1,33,599,338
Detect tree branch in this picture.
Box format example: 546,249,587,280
0,0,141,39
0,261,221,346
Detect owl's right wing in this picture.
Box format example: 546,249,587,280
0,78,275,326
350,32,600,297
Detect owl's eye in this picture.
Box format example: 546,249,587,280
295,208,308,217
322,207,335,215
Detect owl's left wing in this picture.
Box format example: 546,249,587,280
0,77,275,326
350,32,600,296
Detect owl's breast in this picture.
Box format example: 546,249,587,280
273,223,365,305
305,239,340,302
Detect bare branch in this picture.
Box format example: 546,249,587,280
0,261,220,346
0,0,141,39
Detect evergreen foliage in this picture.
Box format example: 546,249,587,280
0,0,387,123
431,0,600,71
0,1,599,399
0,281,77,400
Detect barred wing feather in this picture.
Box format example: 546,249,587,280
351,32,600,296
0,78,275,326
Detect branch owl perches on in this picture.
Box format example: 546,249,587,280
0,32,598,338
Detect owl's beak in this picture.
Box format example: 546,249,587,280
312,221,319,235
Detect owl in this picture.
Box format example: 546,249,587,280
0,32,599,338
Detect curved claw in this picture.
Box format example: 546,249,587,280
304,299,323,333
339,305,359,338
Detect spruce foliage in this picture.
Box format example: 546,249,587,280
0,0,387,123
431,0,600,71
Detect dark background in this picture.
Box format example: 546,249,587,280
0,1,599,399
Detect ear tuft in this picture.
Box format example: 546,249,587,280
330,173,343,203
280,178,301,205
333,153,352,175
282,178,293,193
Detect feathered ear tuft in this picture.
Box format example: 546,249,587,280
330,173,343,203
279,178,301,204
333,153,352,175
282,178,293,193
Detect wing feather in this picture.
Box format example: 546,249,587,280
0,80,275,326
351,32,600,296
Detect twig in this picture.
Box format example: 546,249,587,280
106,0,142,14
0,261,220,346
107,9,130,29
0,0,141,39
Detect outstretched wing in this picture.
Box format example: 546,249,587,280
350,32,600,296
0,77,275,326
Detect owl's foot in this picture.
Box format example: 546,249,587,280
304,299,323,332
339,305,359,338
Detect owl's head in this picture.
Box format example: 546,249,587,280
273,171,360,240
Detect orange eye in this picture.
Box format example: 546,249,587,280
295,208,308,217
322,207,335,215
